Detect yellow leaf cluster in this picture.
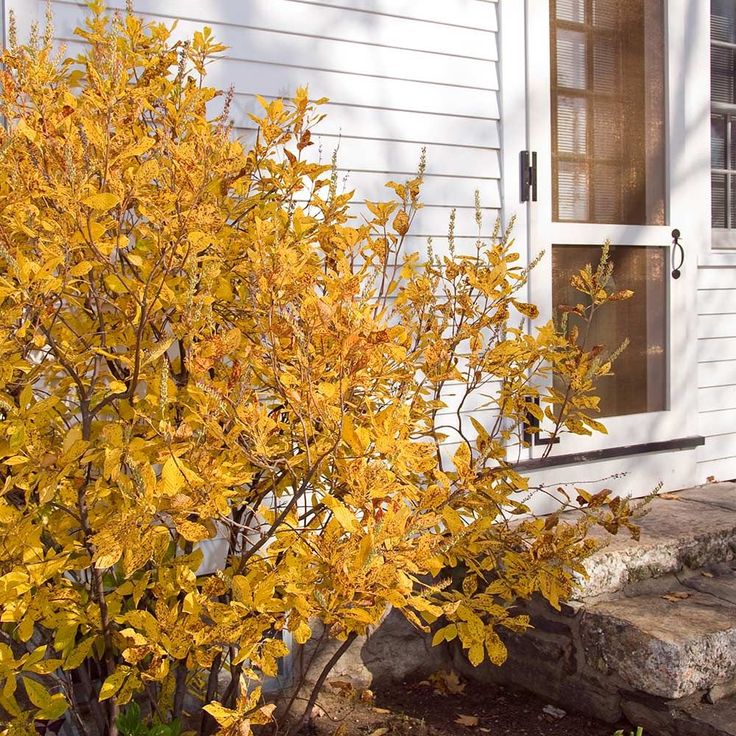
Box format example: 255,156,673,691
0,5,641,734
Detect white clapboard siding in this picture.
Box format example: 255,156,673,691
233,106,501,149
56,35,497,120
55,0,498,58
698,386,736,413
697,266,736,483
698,336,736,362
235,129,501,180
11,0,504,465
45,0,501,237
273,0,499,30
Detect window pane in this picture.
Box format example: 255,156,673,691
557,161,589,221
592,163,622,221
711,45,736,104
557,29,587,89
712,0,736,44
592,0,618,30
550,0,666,225
713,173,727,228
557,95,587,155
557,0,585,23
553,245,667,417
712,113,726,169
593,37,619,94
593,100,622,159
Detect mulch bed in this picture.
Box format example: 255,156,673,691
307,674,632,736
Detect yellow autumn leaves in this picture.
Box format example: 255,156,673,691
0,5,640,736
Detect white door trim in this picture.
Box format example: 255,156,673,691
521,0,700,483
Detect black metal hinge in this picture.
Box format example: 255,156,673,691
520,150,537,203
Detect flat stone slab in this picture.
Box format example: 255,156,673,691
677,696,736,736
577,482,736,598
581,574,736,699
680,564,736,605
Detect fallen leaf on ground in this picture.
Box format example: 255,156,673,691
372,707,391,714
455,714,479,726
702,571,715,578
328,679,355,693
429,669,466,695
658,493,682,501
661,591,691,602
368,729,389,736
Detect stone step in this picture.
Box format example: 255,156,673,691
674,695,736,736
622,689,736,736
581,563,736,700
578,482,736,598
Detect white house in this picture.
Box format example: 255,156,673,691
5,0,734,502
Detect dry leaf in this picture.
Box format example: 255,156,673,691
658,493,682,501
661,591,691,602
369,729,389,736
702,571,715,578
455,714,479,727
429,669,466,695
372,707,391,714
328,679,355,694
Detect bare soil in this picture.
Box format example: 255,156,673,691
307,675,630,736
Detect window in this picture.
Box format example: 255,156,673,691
711,0,736,241
550,0,666,225
549,1,668,419
553,245,667,417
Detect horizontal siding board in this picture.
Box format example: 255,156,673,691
335,171,499,207
697,288,736,315
52,0,497,58
696,433,736,463
698,336,736,362
699,360,736,389
696,457,736,483
349,204,500,237
697,408,736,437
276,0,498,30
235,130,500,179
223,66,499,119
698,386,736,413
233,102,500,147
698,266,736,290
697,314,736,340
435,386,503,416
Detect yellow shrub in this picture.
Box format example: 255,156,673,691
0,5,638,735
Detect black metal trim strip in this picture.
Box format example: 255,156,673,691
514,436,705,472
